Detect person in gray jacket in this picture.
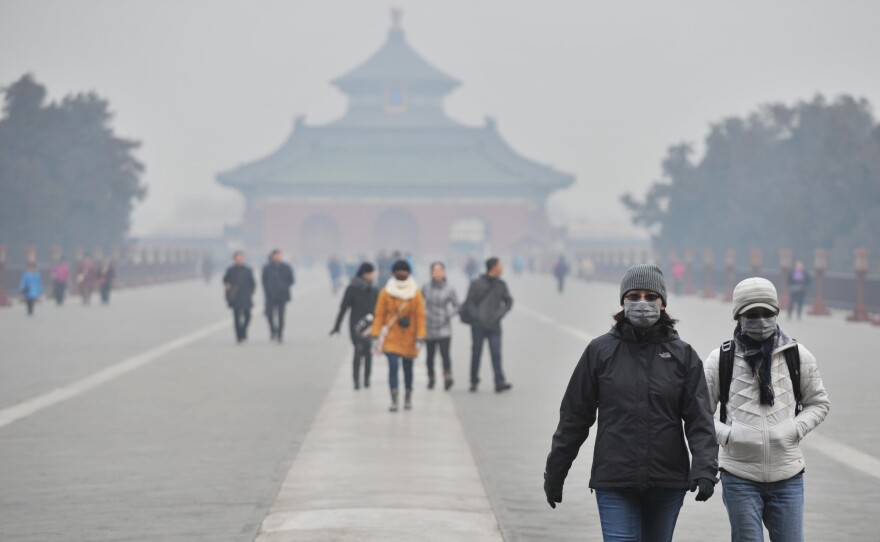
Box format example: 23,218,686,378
704,277,830,542
421,262,460,390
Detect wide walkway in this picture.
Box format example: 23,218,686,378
1,268,878,541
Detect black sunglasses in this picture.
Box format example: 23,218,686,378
624,293,661,302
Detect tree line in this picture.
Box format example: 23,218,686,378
623,95,880,272
0,74,146,264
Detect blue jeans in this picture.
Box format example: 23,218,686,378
721,471,804,542
595,488,686,542
470,327,505,385
386,353,414,391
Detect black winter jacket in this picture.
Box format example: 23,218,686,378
223,265,255,309
262,261,295,303
333,277,379,342
545,320,718,490
463,275,513,331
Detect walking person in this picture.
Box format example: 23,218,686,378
544,264,718,542
51,256,70,306
223,251,256,343
461,257,513,393
331,262,379,389
421,262,460,390
327,256,344,294
704,278,830,542
787,261,810,320
553,255,570,294
19,261,43,316
97,259,115,305
370,259,426,412
262,249,295,343
76,257,97,305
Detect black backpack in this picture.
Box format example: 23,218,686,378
718,341,802,424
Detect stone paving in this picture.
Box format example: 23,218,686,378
0,270,877,541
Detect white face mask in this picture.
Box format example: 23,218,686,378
624,300,662,328
740,316,777,341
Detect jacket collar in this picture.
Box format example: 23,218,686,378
611,320,679,344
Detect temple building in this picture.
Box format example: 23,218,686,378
217,10,574,262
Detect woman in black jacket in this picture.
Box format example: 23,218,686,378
331,263,379,390
544,264,718,542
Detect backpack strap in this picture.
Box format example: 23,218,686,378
718,340,735,424
783,344,803,417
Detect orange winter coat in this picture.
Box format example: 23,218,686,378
371,287,426,359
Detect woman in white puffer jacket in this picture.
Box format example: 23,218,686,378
704,277,829,542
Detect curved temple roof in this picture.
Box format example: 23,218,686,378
218,9,574,200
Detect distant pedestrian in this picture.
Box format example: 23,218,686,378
704,278,829,542
262,249,295,343
544,264,718,542
76,257,97,305
223,251,256,343
201,253,215,284
512,254,525,276
327,256,344,294
460,257,513,393
97,259,115,305
19,261,42,316
422,262,460,390
331,262,379,389
464,256,479,281
671,258,686,295
51,256,70,306
371,259,426,412
553,255,570,294
787,260,811,320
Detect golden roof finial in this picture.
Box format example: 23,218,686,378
391,7,403,29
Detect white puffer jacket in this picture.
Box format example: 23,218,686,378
704,332,830,483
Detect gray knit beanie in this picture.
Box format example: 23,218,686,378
620,264,667,306
732,277,779,319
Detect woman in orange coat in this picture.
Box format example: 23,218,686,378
371,259,426,412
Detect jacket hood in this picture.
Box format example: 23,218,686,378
385,276,418,300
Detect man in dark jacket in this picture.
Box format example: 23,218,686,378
223,251,256,343
331,263,379,389
462,257,513,393
262,249,295,343
544,264,717,541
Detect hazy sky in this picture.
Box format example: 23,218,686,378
2,1,879,237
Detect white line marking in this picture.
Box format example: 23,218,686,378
0,284,323,430
0,319,229,430
517,302,880,480
801,433,880,480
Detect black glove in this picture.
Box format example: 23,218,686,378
544,480,563,509
690,478,715,502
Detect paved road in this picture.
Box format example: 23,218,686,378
1,269,877,541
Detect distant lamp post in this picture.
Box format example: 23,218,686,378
749,249,762,276
847,248,870,322
808,248,831,316
0,245,10,307
779,249,793,311
684,249,695,295
702,249,715,299
723,249,736,302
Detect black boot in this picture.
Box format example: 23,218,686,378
444,372,454,391
389,390,399,412
427,375,435,390
404,390,412,410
